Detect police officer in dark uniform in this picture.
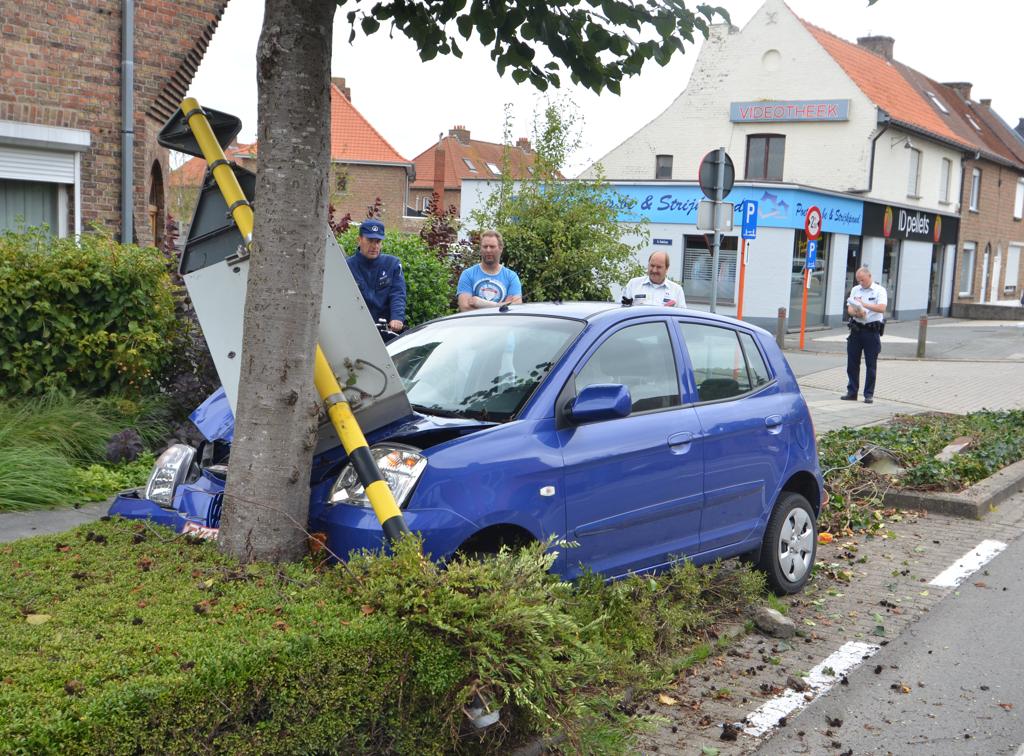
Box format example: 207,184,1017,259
841,266,887,404
346,220,406,334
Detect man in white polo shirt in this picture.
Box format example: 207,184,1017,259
623,251,686,308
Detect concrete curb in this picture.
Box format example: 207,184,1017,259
884,458,1024,519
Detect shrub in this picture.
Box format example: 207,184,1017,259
337,228,453,327
0,229,179,397
0,522,764,754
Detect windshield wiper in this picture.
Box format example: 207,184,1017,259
410,403,464,418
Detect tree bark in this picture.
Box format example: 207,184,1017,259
218,0,334,562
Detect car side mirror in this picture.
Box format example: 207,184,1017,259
566,383,632,424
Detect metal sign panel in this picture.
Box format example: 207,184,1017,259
741,200,758,239
698,149,735,200
806,239,818,270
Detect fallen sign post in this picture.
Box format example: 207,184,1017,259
800,206,822,350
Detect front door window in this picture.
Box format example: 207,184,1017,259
788,232,830,330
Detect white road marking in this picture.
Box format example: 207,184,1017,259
743,640,880,738
929,539,1007,588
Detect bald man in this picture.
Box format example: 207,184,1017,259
622,251,686,307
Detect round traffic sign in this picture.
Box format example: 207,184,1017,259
804,205,822,240
698,149,735,200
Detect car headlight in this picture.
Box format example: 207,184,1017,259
329,444,426,509
145,444,197,508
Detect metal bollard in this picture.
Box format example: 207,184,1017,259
776,307,787,350
916,314,928,358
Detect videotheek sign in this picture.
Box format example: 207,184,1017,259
729,99,850,122
862,202,959,245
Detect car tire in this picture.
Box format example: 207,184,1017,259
756,492,817,595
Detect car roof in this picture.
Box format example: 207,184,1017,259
447,301,765,332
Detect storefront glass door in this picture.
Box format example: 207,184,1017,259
788,232,830,330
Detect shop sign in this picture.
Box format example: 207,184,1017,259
729,99,850,122
862,203,959,245
609,185,863,235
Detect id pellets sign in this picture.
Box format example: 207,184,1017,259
730,99,850,123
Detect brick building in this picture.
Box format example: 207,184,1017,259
0,0,229,245
409,126,540,215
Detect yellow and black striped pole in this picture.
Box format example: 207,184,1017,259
179,97,410,543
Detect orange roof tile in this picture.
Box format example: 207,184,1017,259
410,129,548,189
799,19,971,148
329,82,409,165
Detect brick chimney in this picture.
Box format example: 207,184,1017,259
1017,119,1024,140
331,77,351,101
516,137,532,153
979,98,992,107
856,35,894,61
449,125,471,144
943,82,973,101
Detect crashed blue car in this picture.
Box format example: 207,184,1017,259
111,302,824,593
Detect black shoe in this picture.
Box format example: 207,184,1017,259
864,397,874,404
840,394,857,401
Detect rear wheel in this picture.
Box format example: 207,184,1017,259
757,492,817,595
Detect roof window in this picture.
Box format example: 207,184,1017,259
926,91,949,114
463,158,478,172
486,162,501,175
964,113,982,131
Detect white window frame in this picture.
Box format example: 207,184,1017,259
1014,179,1024,220
939,158,952,204
907,147,922,197
959,242,976,296
486,162,501,175
969,168,981,212
462,158,478,173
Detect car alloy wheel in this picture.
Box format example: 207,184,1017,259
758,492,817,595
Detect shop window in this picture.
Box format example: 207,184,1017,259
906,148,921,197
655,154,673,180
959,242,976,296
745,135,785,181
682,234,737,304
969,168,981,211
882,238,900,302
939,158,952,204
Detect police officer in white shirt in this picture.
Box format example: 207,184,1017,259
623,251,686,308
841,266,887,404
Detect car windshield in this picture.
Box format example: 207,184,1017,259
388,314,583,422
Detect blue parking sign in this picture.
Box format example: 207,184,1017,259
741,200,758,239
806,239,817,270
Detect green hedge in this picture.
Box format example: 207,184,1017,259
0,230,179,397
0,520,764,754
338,228,453,327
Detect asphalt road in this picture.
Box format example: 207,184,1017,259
757,535,1024,756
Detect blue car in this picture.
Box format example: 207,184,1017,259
111,302,824,594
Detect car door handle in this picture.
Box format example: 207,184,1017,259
764,415,783,434
668,431,695,453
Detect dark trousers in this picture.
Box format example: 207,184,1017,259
846,327,881,398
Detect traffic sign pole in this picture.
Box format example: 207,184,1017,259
799,206,822,351
710,148,725,313
800,267,809,350
737,238,747,320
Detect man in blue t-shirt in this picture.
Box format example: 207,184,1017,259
346,219,407,332
456,229,523,311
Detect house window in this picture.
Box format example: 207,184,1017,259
334,171,347,193
463,158,478,173
969,168,981,211
745,135,785,180
965,113,982,131
655,154,673,180
959,242,976,296
1014,179,1024,219
907,148,921,197
1006,245,1021,293
926,91,949,114
486,162,501,175
939,158,952,203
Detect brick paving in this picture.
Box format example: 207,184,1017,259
637,490,1024,755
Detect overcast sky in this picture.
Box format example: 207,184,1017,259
188,0,1024,176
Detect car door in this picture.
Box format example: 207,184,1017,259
676,321,789,553
558,319,704,579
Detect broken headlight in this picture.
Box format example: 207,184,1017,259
329,444,426,509
144,443,196,507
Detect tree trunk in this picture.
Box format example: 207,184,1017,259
218,0,334,562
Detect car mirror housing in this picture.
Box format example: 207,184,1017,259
567,383,632,424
